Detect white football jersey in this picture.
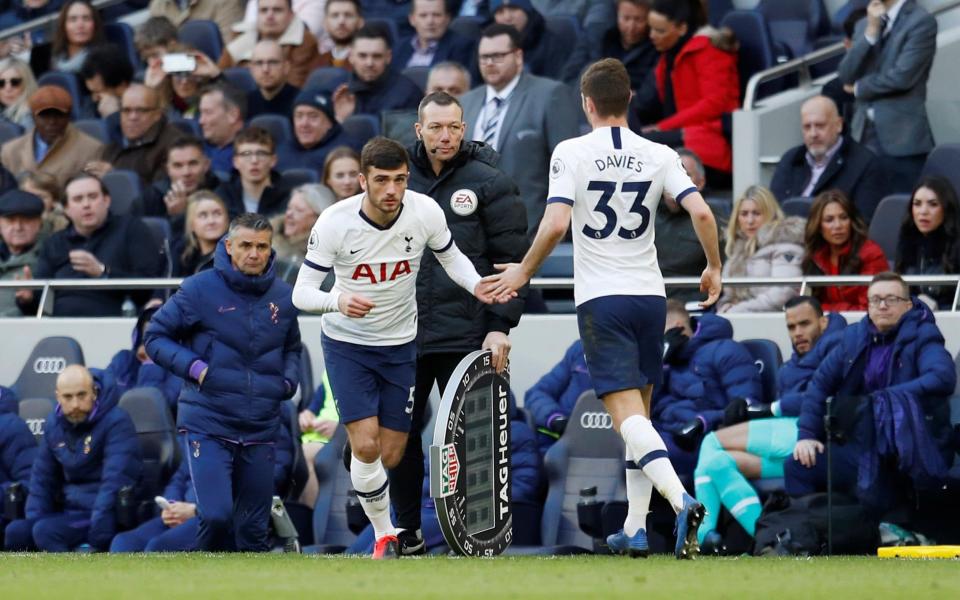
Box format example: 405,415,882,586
547,126,698,306
303,190,454,346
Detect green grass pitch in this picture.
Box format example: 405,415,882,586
1,554,957,599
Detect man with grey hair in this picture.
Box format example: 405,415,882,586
146,212,302,552
426,61,471,97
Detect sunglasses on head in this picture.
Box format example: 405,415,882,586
0,78,23,88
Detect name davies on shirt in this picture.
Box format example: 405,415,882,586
594,154,644,173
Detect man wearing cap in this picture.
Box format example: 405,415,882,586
246,40,302,120
0,190,44,317
0,86,104,189
275,88,363,171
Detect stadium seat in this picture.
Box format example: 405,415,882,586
104,23,140,70
707,0,735,27
103,170,144,216
868,194,910,265
178,20,224,62
304,67,351,93
0,120,23,146
544,16,579,68
450,16,484,42
223,67,258,93
12,336,84,401
118,387,179,504
758,0,830,58
169,116,202,138
18,397,55,442
920,144,960,202
402,66,429,93
720,11,783,100
781,196,813,218
741,339,783,404
37,71,84,121
250,114,293,146
536,242,574,278
74,118,111,144
506,391,624,555
341,114,379,144
142,217,174,279
304,426,357,554
706,195,732,220
831,0,870,34
281,168,320,190
381,109,418,149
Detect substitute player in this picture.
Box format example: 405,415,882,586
482,59,723,559
291,137,508,559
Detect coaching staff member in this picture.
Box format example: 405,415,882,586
392,91,529,554
145,213,302,552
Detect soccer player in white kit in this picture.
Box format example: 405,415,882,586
483,59,723,559
291,137,507,559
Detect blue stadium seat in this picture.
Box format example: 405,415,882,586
281,168,320,189
868,194,910,266
119,387,179,504
103,170,144,216
74,118,111,144
720,10,783,100
105,22,140,69
37,71,83,121
402,66,429,93
304,67,351,93
537,242,573,278
506,391,624,555
741,339,783,405
178,20,224,62
142,216,174,278
18,397,55,442
781,196,813,218
223,67,258,93
381,109,418,149
831,0,870,34
0,120,23,146
12,336,85,401
706,195,732,220
450,15,484,42
169,116,202,138
304,426,357,554
341,114,379,144
544,16,579,68
707,0,735,27
920,144,960,202
250,114,293,146
758,0,830,58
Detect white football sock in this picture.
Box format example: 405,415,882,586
620,414,687,513
623,444,653,536
351,454,395,540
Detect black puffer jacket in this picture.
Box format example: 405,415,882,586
408,140,529,354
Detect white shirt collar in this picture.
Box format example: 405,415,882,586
484,72,522,105
885,0,908,31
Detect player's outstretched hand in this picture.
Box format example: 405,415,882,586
338,293,376,318
482,263,529,304
699,265,722,309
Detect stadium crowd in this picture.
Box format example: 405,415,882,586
1,0,959,555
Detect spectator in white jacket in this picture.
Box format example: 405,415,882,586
718,185,805,313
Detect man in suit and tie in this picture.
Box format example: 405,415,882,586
837,0,937,194
461,24,580,235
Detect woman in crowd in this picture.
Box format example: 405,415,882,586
271,183,335,283
802,189,887,311
895,176,960,310
17,171,68,236
175,192,229,276
0,57,37,129
30,0,106,77
322,147,361,201
633,0,740,187
718,186,805,313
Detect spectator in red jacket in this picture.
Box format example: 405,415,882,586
802,189,888,311
631,0,739,187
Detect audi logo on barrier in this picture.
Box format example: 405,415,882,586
580,412,613,430
33,357,67,375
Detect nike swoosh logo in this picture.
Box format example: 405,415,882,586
218,306,237,313
350,249,363,255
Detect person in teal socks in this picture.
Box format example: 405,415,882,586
694,296,846,553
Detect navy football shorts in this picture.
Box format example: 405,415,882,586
576,294,666,398
321,333,417,432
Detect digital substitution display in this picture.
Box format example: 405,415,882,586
464,385,494,536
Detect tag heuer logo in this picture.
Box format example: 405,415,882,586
439,443,460,497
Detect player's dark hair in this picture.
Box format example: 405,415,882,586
417,91,463,122
783,295,823,317
200,83,248,121
843,7,868,39
410,0,448,16
79,44,134,88
869,271,910,298
166,136,206,162
64,172,110,197
229,212,273,238
580,58,631,118
360,137,409,174
650,0,705,30
480,23,522,50
325,0,361,14
234,126,276,153
354,23,393,49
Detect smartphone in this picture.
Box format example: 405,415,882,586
162,53,196,74
155,496,172,510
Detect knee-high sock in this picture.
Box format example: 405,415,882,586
703,450,762,537
351,455,395,540
620,415,686,512
623,445,653,536
694,433,723,544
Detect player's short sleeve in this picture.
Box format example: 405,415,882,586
546,143,577,206
663,150,699,206
303,213,338,272
423,197,454,252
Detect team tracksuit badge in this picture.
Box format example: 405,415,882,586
192,440,201,458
